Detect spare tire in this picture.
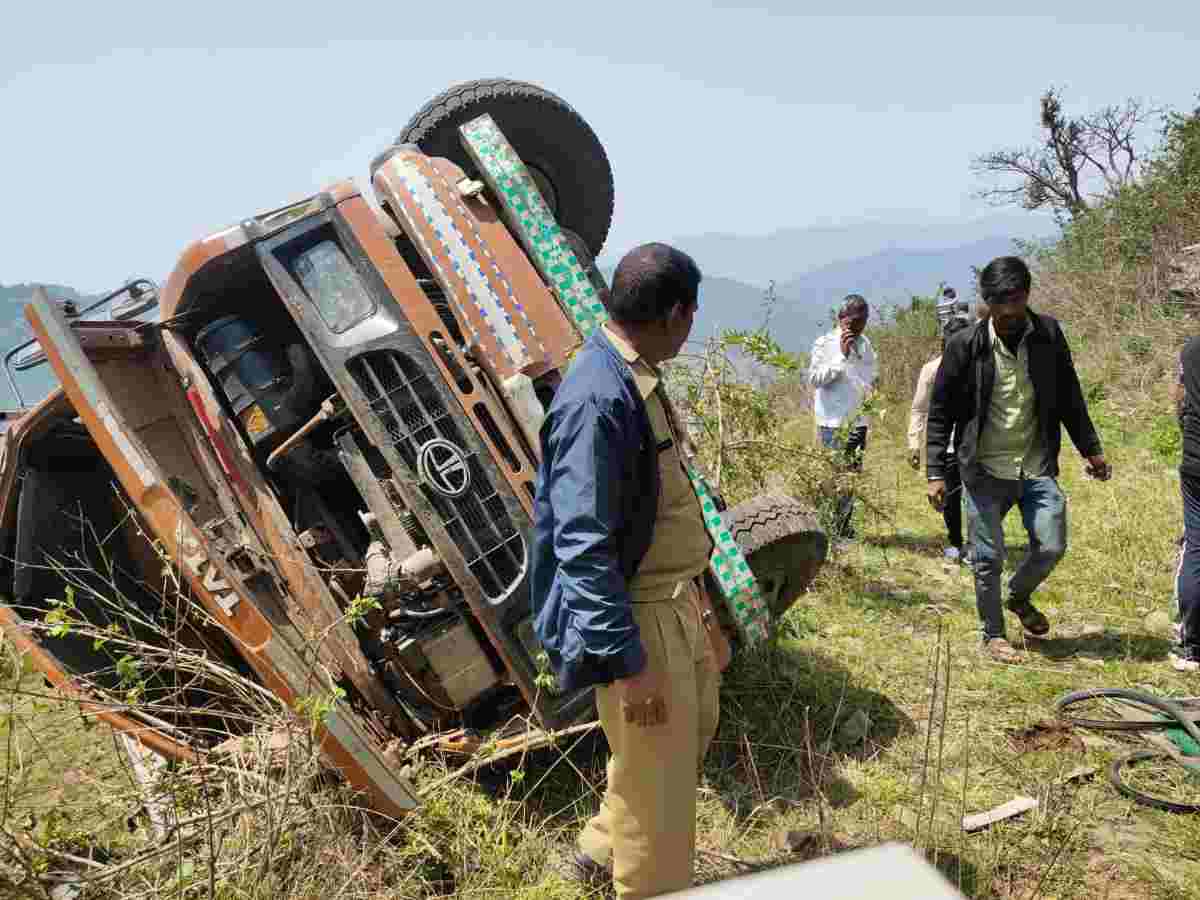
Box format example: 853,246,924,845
724,494,828,620
394,78,614,258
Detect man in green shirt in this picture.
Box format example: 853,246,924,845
925,256,1110,663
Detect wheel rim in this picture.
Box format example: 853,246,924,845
525,163,559,218
755,569,789,619
745,536,826,619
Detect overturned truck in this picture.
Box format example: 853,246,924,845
0,79,827,816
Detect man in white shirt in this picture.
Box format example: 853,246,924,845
808,294,879,539
909,316,971,562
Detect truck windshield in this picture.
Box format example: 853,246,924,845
288,236,377,333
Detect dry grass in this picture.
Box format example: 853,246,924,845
778,411,1200,899
4,302,1200,898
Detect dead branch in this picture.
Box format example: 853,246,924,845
417,721,601,797
697,847,758,868
971,87,1159,219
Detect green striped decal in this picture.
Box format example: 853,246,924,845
458,114,609,337
459,114,771,647
686,465,771,645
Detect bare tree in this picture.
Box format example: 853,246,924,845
971,87,1161,220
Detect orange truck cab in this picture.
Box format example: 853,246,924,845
0,79,827,815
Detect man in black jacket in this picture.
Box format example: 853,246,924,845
1171,337,1200,671
926,256,1110,662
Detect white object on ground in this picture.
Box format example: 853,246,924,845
962,796,1038,833
661,842,965,898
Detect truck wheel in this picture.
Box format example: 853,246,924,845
395,78,614,257
724,494,828,620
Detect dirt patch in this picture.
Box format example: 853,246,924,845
1085,850,1155,900
1005,719,1085,755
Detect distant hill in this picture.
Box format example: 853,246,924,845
0,282,103,407
598,213,1057,288
0,283,92,304
0,282,100,337
691,277,782,343
773,234,1027,332
0,282,99,310
597,270,807,349
599,231,1046,358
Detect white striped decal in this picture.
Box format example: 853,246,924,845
385,155,531,371
431,161,549,365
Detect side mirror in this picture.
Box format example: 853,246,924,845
11,346,46,372
10,282,158,372
11,298,76,370
110,281,159,321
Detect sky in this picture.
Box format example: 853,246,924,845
2,1,1198,294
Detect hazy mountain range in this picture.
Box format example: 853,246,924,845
1,213,1058,406
601,213,1058,353
730,232,1045,351
598,212,1057,287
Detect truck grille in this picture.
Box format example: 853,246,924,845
347,350,524,600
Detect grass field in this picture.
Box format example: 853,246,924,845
699,408,1200,899
3,398,1200,899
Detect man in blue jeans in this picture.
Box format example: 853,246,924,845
808,294,879,538
1171,336,1200,671
925,257,1111,663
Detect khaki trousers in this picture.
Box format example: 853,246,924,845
578,582,721,899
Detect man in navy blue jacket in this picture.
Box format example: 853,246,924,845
531,243,720,898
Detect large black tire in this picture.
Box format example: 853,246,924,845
724,494,828,620
395,78,615,258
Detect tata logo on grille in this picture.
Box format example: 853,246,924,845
417,438,472,499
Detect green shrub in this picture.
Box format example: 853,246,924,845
1037,99,1200,336
870,292,941,405
1148,414,1183,464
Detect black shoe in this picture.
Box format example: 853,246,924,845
1007,596,1050,636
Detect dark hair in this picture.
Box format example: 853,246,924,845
838,294,869,318
943,286,957,299
978,256,1032,304
607,243,702,324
